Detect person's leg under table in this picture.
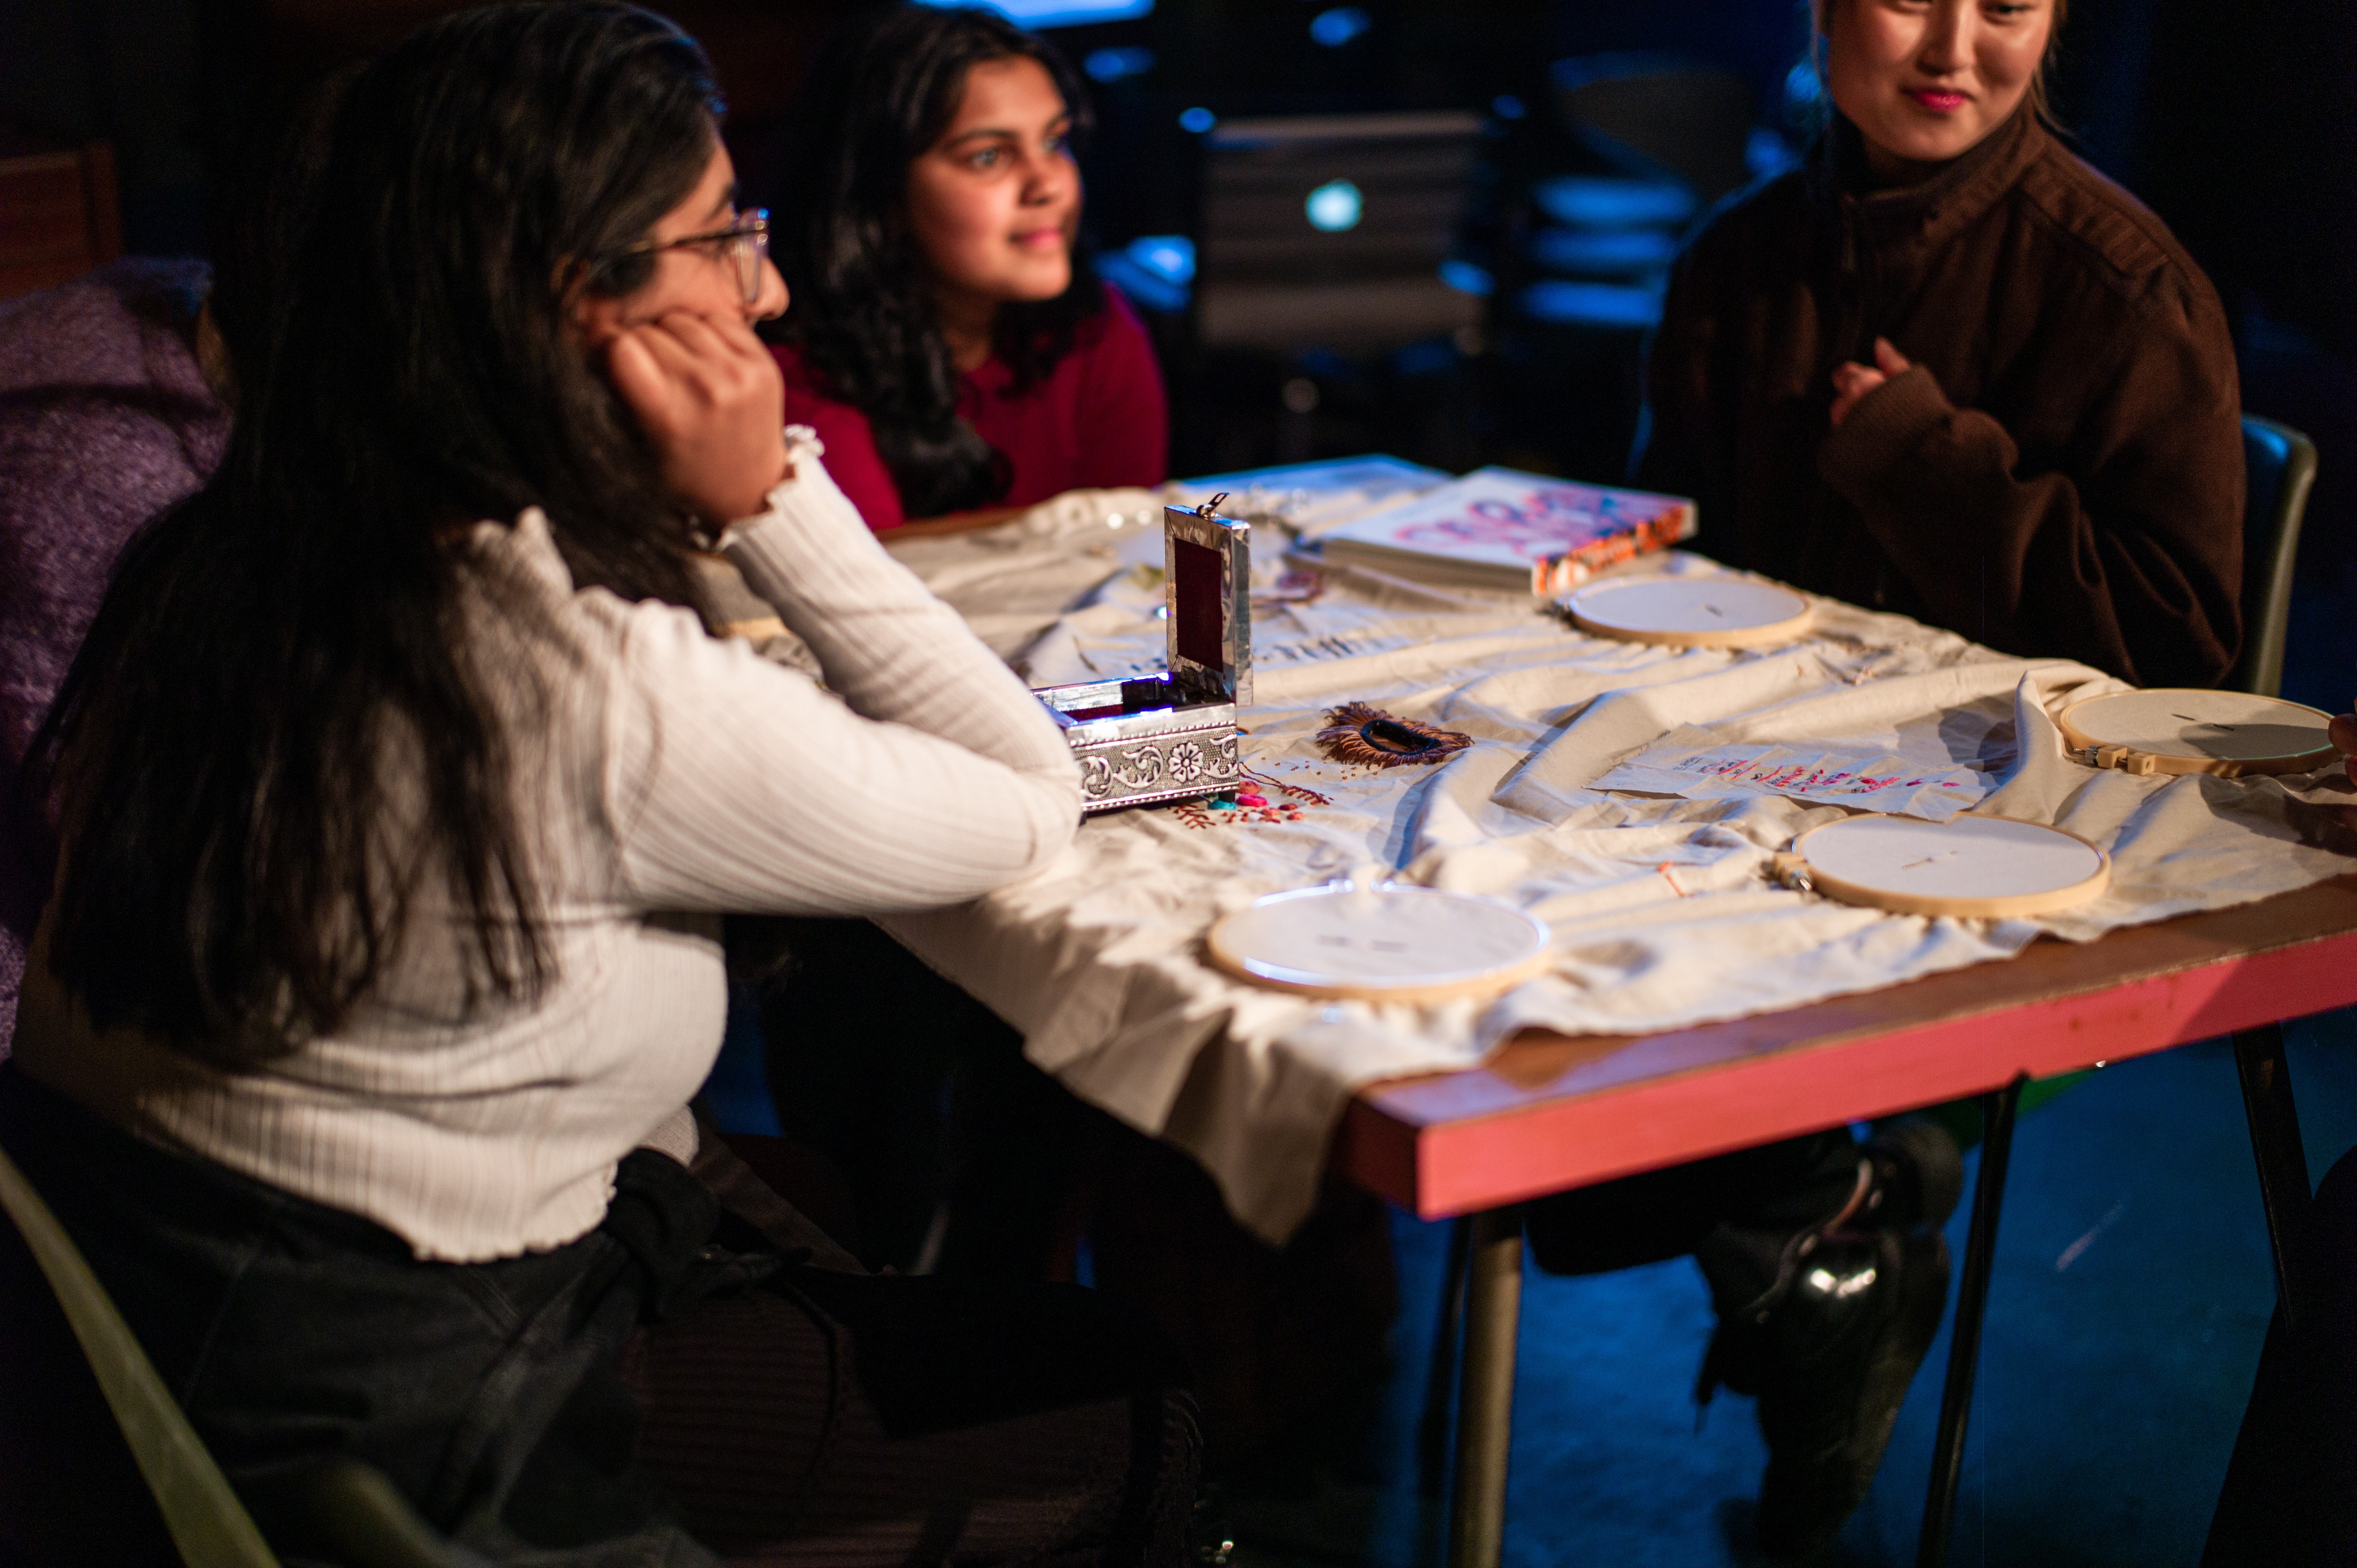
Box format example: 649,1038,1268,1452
1519,1124,1959,1561
1443,1133,1870,1568
621,1265,1200,1568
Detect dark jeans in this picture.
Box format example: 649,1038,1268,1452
0,1065,1197,1567
1523,1129,1864,1307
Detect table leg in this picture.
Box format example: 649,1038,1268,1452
1447,1207,1523,1568
1916,1073,2026,1568
1419,1217,1475,1499
2233,1022,2319,1335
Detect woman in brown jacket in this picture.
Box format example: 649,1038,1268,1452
1528,0,2243,1558
1639,0,2242,688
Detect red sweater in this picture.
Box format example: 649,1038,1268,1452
771,286,1168,531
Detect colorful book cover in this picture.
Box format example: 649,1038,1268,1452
1315,467,1697,594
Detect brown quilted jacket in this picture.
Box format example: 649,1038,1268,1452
1636,109,2243,688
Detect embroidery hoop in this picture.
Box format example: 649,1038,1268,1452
1207,884,1553,1002
2057,689,2339,778
1562,576,1814,648
1788,814,2110,919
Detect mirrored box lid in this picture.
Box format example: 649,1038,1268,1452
1034,501,1252,813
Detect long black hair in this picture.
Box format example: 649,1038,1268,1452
771,4,1105,517
27,2,724,1053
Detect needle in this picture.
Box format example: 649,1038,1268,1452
2172,713,2237,730
1901,850,1960,870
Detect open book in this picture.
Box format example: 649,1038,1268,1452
1312,466,1697,594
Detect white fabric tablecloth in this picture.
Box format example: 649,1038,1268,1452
861,486,2357,1243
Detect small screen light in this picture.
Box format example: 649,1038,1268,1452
1305,179,1363,233
1179,106,1216,133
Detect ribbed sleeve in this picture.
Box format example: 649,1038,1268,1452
604,447,1082,915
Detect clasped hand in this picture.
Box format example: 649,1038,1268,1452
604,309,788,528
1830,337,1912,429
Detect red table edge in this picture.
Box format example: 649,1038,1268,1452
1334,881,2357,1219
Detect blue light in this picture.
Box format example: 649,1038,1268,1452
915,0,1151,25
1084,46,1155,82
1532,175,1697,230
1491,94,1525,121
1178,106,1216,134
1526,227,1678,274
1439,258,1493,297
1746,126,1800,180
1520,279,1664,330
1099,236,1191,312
1785,59,1826,113
1304,179,1363,232
1308,6,1370,47
1125,235,1195,286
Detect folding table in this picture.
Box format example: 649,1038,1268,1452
1332,875,2357,1568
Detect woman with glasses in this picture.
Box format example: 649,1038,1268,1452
764,4,1167,529
1,5,1195,1563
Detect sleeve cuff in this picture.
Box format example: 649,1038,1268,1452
720,433,907,613
1817,364,1953,503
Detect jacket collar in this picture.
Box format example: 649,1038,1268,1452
1813,107,2046,254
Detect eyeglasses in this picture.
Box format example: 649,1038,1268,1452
599,208,771,306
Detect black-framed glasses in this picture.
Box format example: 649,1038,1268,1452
601,208,771,305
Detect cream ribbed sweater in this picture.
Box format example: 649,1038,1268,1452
14,446,1081,1261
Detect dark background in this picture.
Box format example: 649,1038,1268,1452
6,0,2352,696
5,7,2356,1562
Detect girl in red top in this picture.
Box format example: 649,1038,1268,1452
767,5,1167,530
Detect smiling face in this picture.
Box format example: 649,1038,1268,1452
1821,0,2056,182
904,56,1080,322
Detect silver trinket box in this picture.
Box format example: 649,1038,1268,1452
1033,497,1252,813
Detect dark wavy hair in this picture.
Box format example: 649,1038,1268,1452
771,4,1105,517
27,2,723,1052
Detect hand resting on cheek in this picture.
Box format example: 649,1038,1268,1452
603,308,789,526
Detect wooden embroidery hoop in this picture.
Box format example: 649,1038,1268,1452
1787,814,2111,920
1562,576,1815,649
1206,884,1553,1003
2057,689,2340,778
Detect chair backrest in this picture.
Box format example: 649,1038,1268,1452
1192,111,1484,352
0,1140,279,1568
0,144,123,302
2232,415,2319,699
0,1135,499,1568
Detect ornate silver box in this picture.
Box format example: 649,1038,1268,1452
1034,498,1252,814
